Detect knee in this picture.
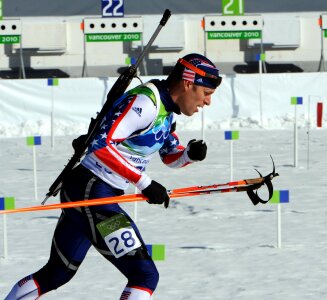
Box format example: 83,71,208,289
128,263,160,292
148,267,159,291
144,265,159,291
33,253,80,294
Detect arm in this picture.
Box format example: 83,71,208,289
93,94,155,190
92,94,170,208
159,130,190,168
159,124,207,168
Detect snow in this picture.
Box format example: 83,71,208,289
0,71,326,299
0,126,326,299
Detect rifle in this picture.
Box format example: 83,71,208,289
42,9,171,205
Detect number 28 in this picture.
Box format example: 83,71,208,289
108,230,136,256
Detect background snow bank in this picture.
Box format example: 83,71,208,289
0,72,326,138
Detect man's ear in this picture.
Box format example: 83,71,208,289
183,79,193,91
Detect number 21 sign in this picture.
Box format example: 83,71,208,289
222,0,244,16
102,0,124,17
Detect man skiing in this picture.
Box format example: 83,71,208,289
5,53,222,300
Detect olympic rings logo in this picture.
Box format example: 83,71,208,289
152,116,170,141
106,220,121,232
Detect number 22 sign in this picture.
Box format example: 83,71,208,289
222,0,244,16
102,0,124,17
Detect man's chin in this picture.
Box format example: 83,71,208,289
183,111,194,116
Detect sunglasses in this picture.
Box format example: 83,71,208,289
178,58,222,88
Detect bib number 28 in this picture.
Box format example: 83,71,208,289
104,227,141,258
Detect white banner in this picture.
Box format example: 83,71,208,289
0,73,326,137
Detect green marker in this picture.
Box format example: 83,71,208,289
146,244,165,261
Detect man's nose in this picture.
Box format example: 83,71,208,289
204,96,211,106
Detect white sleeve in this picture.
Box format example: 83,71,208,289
109,94,157,141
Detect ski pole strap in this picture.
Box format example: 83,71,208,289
246,177,273,205
246,165,279,206
245,155,280,205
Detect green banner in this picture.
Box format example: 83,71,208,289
325,30,327,38
207,30,261,40
0,35,20,44
86,32,141,42
222,0,244,16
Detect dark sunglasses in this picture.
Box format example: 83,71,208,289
178,58,222,88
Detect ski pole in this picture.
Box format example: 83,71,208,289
0,187,251,215
0,175,277,215
169,177,265,194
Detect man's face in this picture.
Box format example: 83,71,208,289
178,82,216,116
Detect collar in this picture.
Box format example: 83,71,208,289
150,79,181,115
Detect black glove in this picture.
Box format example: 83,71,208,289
142,180,170,209
186,139,207,161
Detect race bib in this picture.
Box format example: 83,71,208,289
96,214,141,258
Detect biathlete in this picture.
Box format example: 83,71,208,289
5,53,222,300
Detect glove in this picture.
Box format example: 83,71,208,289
142,180,170,209
186,139,207,161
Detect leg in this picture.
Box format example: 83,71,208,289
87,205,159,300
5,212,91,299
119,286,153,300
33,212,91,294
61,166,159,299
83,200,159,299
4,275,39,300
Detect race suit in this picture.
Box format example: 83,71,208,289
81,79,191,191
5,79,196,300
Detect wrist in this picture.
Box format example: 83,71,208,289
183,148,196,163
135,173,152,191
